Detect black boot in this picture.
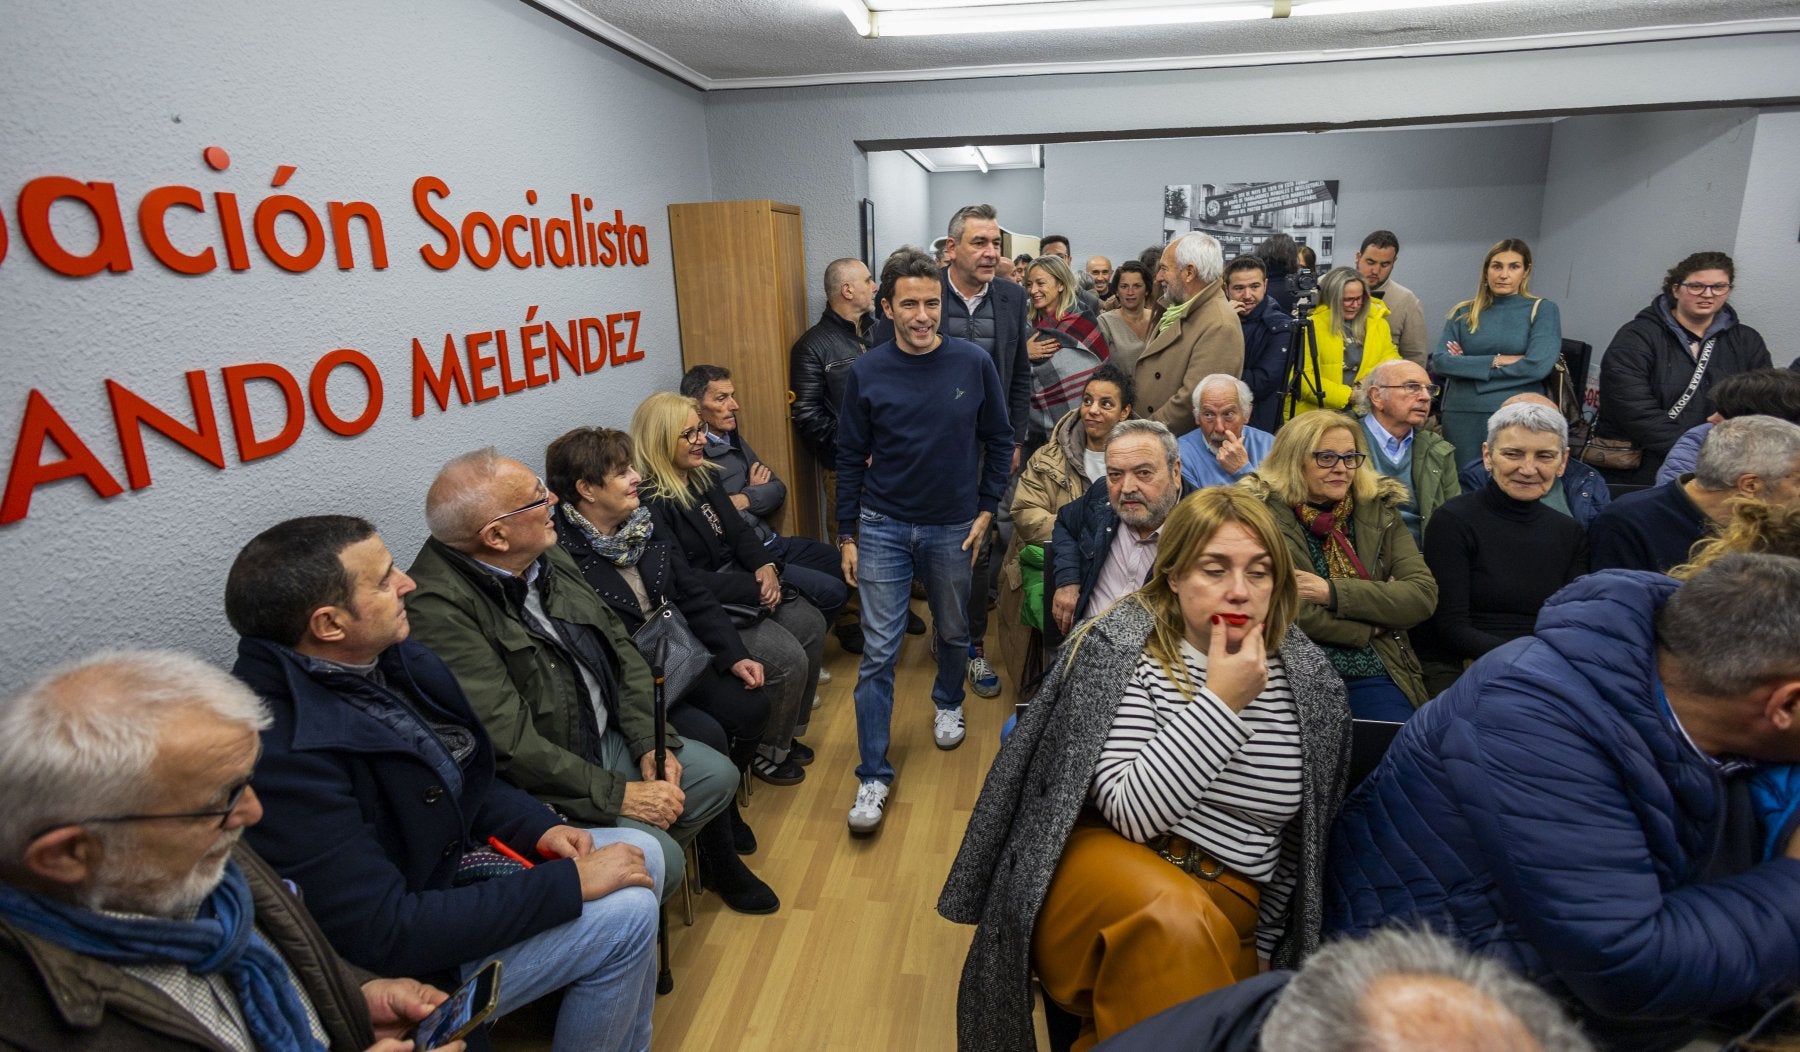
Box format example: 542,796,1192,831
728,800,757,856
698,815,779,914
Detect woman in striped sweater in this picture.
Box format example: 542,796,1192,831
939,487,1351,1051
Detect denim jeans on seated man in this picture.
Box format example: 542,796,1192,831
853,509,974,784
472,825,664,1052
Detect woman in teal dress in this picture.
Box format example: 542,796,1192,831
1431,239,1563,460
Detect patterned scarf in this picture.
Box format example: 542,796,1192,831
0,861,325,1052
1295,496,1370,581
567,505,655,567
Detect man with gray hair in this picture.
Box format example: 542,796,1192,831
1049,419,1191,634
404,448,741,902
1135,232,1246,435
1095,927,1592,1052
1590,414,1800,572
1328,553,1800,1050
1176,373,1274,489
1356,358,1459,544
0,651,463,1051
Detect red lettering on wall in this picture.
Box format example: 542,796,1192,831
413,335,471,416
138,186,216,275
309,349,384,436
2,390,125,524
327,201,389,271
106,371,226,489
464,331,500,402
18,177,134,276
221,363,305,462
414,176,458,270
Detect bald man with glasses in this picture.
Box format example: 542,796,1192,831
1355,359,1460,545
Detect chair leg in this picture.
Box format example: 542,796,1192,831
739,764,753,804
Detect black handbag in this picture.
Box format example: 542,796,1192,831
630,600,710,703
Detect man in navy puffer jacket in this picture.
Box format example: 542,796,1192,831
1326,555,1800,1051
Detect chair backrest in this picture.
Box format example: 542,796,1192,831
1347,718,1404,791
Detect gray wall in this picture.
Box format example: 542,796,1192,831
927,167,1046,245
1535,109,1758,355
706,33,1800,322
1043,123,1553,331
0,0,711,685
867,149,932,264
1732,108,1800,364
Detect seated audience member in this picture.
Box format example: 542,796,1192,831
1672,499,1800,580
1024,254,1111,451
1094,927,1593,1052
1285,267,1399,421
226,517,668,1041
405,448,736,894
1460,392,1612,529
1657,367,1800,484
999,365,1133,679
0,651,468,1052
940,488,1350,1051
1597,250,1772,484
545,429,778,910
1244,411,1438,721
1223,254,1295,433
1097,261,1156,375
1589,415,1800,572
1178,374,1275,489
1418,403,1587,691
1138,232,1246,436
1050,420,1191,634
1327,552,1800,1051
1354,360,1457,545
630,391,825,786
680,364,849,624
1355,230,1429,369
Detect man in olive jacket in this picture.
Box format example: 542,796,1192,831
405,447,735,894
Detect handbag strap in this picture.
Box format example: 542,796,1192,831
1667,336,1716,421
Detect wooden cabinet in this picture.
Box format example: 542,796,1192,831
667,200,819,540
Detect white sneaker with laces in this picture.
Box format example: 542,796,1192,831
966,651,1001,698
934,706,966,750
848,780,890,833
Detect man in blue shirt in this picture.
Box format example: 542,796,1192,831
836,248,1014,834
1356,359,1459,545
1175,374,1273,490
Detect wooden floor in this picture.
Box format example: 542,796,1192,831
494,607,1044,1051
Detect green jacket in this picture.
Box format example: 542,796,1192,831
405,538,677,826
1409,427,1462,535
1248,477,1439,707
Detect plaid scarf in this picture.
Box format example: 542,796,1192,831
1295,497,1370,581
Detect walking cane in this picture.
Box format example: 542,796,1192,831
653,638,674,995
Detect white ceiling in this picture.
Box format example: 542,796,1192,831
531,0,1800,90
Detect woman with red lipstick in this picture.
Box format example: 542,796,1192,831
1244,411,1438,721
941,488,1351,1050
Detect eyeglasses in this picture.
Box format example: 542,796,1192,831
33,778,255,840
678,426,707,446
1310,450,1368,469
1678,281,1733,296
483,476,551,531
1369,382,1442,398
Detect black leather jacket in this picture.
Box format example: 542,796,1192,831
789,307,871,463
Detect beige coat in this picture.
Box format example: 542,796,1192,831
997,410,1096,687
1133,278,1245,435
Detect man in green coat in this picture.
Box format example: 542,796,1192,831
406,447,736,896
1357,359,1461,546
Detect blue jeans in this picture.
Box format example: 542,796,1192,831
853,509,973,783
466,826,661,1052
1345,675,1416,722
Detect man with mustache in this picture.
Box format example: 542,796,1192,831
1049,419,1192,635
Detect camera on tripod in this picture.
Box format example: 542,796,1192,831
1289,267,1319,314
1282,267,1323,418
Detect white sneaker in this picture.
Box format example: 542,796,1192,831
966,651,1001,698
818,667,832,685
848,780,889,833
934,706,966,750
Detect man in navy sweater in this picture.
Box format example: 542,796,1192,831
837,247,1014,834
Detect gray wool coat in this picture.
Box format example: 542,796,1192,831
937,598,1350,1052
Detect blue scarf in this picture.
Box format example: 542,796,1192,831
0,860,326,1052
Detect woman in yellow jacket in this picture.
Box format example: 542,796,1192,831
1284,266,1400,419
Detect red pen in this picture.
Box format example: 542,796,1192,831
487,836,535,869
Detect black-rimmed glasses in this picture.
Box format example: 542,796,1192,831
678,426,707,446
33,778,253,840
1677,281,1733,296
1310,450,1368,469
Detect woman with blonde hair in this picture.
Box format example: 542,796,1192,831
1283,266,1399,420
941,487,1350,1050
1432,238,1563,458
1244,410,1437,720
1024,253,1111,451
630,391,825,787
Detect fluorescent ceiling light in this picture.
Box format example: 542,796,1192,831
971,146,990,172
840,0,1510,37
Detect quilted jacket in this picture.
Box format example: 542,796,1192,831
1324,569,1800,1050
